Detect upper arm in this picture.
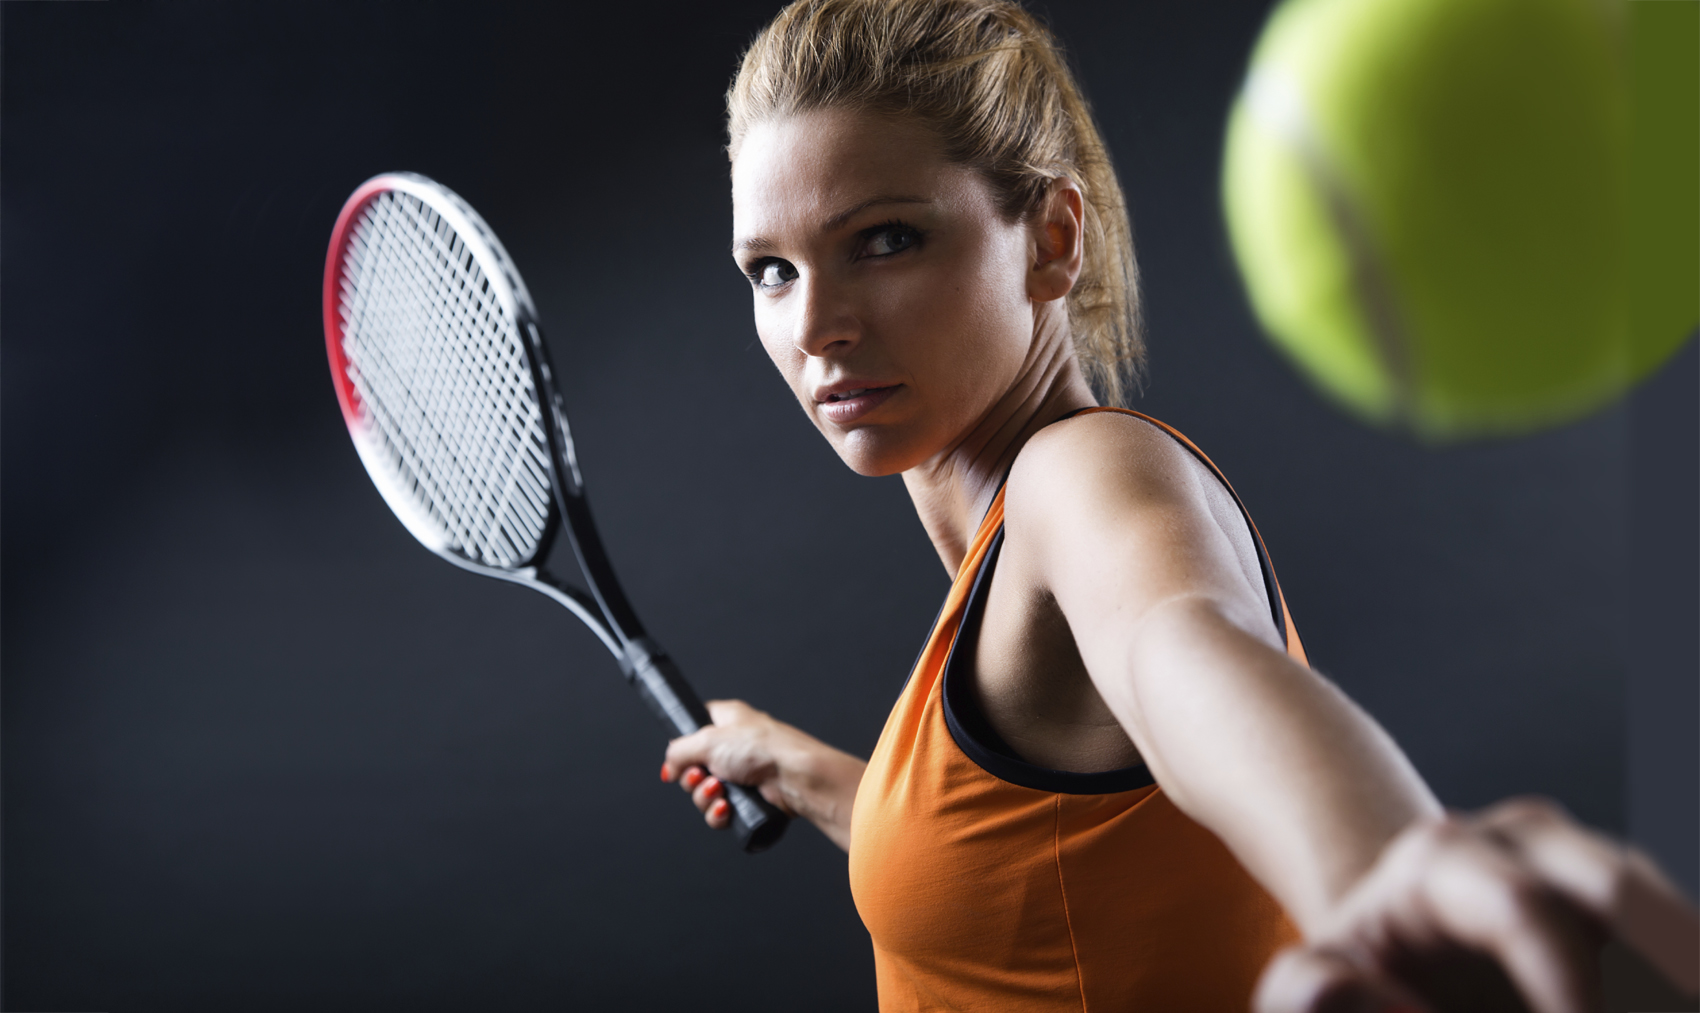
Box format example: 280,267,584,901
1004,413,1279,668
1003,414,1438,927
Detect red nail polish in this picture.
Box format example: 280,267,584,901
703,777,723,798
682,768,704,790
660,763,671,783
710,798,729,820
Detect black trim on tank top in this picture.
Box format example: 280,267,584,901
1156,424,1288,648
938,409,1290,794
893,411,1089,699
897,595,952,695
1080,409,1290,647
897,408,1105,698
941,528,1159,794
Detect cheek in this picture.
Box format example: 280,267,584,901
894,237,1030,388
754,304,807,396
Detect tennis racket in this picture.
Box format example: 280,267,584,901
322,171,788,853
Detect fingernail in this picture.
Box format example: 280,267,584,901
682,768,704,790
709,798,729,821
660,762,672,783
702,777,723,798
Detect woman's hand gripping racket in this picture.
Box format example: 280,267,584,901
322,172,789,853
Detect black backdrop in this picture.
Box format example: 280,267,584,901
3,3,1694,1010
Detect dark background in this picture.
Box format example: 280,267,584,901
3,2,1693,1010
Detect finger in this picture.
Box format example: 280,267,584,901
663,726,719,776
706,796,731,829
1254,945,1429,1013
691,774,726,813
1474,799,1699,993
659,760,705,786
1471,798,1619,916
1417,829,1599,1013
1617,848,1700,994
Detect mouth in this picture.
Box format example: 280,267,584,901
824,387,884,402
815,384,901,424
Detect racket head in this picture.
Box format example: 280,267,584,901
323,172,568,573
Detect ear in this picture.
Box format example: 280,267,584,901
1027,178,1084,304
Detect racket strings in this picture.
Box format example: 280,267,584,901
353,194,551,561
348,210,548,564
337,190,554,568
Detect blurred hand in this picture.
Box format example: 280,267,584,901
661,699,866,852
1254,798,1699,1013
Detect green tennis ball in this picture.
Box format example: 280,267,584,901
1222,0,1694,441
1628,0,1699,379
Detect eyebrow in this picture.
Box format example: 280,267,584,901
731,194,934,255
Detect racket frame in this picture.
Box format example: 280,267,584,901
323,172,787,852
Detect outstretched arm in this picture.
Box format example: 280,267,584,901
1013,413,1700,1010
1006,413,1440,931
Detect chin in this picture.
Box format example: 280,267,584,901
828,426,925,478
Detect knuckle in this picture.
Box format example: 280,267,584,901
1492,795,1566,828
1413,815,1486,869
1428,811,1470,841
1410,814,1459,849
1384,815,1453,871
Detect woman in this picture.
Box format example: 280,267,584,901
660,1,1698,1009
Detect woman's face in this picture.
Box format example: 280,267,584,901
731,108,1047,477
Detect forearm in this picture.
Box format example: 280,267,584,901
771,733,866,851
1106,595,1440,932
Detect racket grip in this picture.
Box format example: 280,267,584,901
625,639,790,854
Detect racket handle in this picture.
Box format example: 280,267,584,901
624,639,790,854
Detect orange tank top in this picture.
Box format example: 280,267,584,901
848,408,1306,1011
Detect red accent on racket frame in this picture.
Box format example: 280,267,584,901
322,176,396,433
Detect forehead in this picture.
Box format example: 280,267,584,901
731,108,967,242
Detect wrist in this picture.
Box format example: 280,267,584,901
772,733,865,832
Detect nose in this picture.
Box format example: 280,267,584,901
792,273,860,358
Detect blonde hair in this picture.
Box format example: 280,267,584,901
727,0,1144,405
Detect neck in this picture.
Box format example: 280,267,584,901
902,301,1098,576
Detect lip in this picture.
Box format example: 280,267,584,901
813,380,902,425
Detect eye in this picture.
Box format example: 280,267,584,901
861,223,922,258
748,259,798,290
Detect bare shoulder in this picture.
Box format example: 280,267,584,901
1003,410,1207,533
1003,411,1272,629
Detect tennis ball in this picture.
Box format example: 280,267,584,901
1628,0,1699,382
1222,0,1695,441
